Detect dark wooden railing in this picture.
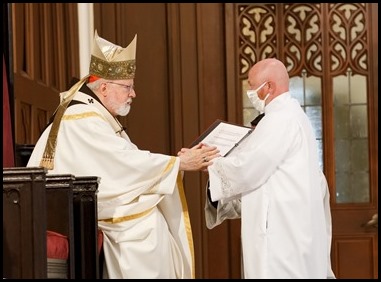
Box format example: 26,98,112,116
3,167,101,279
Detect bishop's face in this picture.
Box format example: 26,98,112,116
103,79,136,116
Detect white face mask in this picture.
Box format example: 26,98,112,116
247,82,270,113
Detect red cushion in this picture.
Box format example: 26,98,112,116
97,229,103,254
46,230,69,260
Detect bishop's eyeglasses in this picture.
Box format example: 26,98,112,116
106,81,135,93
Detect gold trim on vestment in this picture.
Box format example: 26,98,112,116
164,157,177,174
147,157,177,193
176,172,195,279
62,111,106,121
98,207,154,224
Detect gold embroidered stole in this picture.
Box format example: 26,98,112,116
40,76,89,169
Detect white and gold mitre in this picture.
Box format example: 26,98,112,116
89,30,137,79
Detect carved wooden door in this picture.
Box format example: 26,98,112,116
226,3,378,278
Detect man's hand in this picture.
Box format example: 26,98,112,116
177,143,220,171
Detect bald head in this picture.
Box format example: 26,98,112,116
248,58,289,99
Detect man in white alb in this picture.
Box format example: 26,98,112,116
202,58,336,279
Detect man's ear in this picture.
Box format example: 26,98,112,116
100,82,108,97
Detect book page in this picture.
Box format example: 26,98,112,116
200,122,252,156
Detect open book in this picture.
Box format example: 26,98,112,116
190,120,253,156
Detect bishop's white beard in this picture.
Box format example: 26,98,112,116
108,98,131,116
115,103,131,116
